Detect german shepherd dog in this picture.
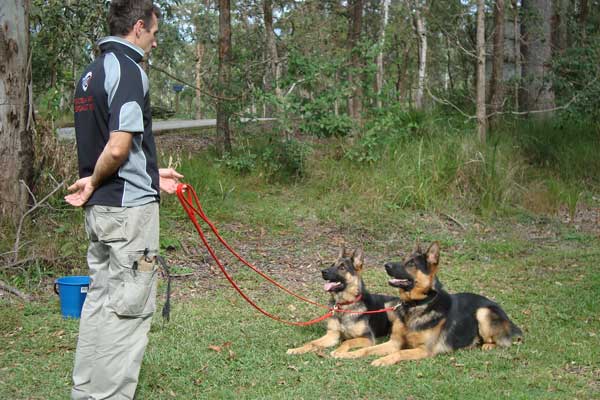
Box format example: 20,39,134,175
334,242,522,366
287,247,398,356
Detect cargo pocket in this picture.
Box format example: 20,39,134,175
94,206,127,243
108,251,158,317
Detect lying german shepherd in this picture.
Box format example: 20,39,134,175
334,242,523,366
287,247,398,356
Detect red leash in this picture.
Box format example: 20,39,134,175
175,183,396,326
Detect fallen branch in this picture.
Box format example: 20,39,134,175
1,255,70,271
439,213,466,230
0,279,33,302
13,180,65,263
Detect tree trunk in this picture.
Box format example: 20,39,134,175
578,0,588,41
411,0,427,110
489,0,506,127
0,1,34,219
520,0,556,117
194,0,211,120
476,0,487,142
263,0,281,117
551,0,568,55
195,41,205,120
217,0,232,153
375,0,391,108
394,34,411,103
347,0,363,121
444,33,454,92
512,0,520,112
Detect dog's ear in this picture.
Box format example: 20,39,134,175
425,242,440,272
413,241,422,255
338,245,347,260
351,248,364,272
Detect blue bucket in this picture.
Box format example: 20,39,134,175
54,276,90,319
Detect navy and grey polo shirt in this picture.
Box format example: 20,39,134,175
74,36,159,207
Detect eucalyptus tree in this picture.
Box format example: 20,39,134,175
0,0,34,219
409,0,428,110
489,0,506,126
475,0,486,141
263,0,282,116
520,0,556,117
347,0,364,121
375,0,391,108
217,0,233,153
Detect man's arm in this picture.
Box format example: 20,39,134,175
65,131,133,207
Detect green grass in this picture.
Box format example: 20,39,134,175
2,116,600,398
1,223,599,399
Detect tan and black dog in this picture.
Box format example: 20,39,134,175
287,247,398,356
334,242,522,366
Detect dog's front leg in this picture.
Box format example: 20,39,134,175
332,339,401,359
287,330,340,355
371,347,430,366
330,337,374,357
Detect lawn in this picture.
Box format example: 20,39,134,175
1,201,599,399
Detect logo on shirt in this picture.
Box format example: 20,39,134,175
82,71,93,92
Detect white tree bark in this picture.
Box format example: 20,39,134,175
263,0,281,118
489,0,505,126
476,0,487,142
195,41,205,120
411,0,427,110
0,0,34,217
375,0,391,108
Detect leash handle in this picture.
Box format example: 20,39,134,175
175,183,395,326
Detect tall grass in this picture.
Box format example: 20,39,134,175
511,118,600,183
160,112,599,234
307,111,530,220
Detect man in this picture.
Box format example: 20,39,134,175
65,1,182,398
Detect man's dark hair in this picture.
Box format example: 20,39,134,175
108,0,161,36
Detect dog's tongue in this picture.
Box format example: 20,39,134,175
324,282,341,292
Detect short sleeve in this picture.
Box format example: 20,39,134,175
104,53,145,135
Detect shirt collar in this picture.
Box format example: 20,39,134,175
97,36,145,63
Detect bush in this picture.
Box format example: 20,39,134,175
511,118,600,184
222,136,312,182
222,151,257,175
261,137,312,181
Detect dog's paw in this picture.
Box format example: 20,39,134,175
371,356,396,367
287,346,312,355
481,343,496,351
331,350,362,359
330,350,349,359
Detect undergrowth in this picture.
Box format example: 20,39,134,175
2,113,599,284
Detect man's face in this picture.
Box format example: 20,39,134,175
138,13,159,54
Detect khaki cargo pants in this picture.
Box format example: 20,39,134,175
72,202,159,400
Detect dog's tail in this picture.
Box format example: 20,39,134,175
509,321,523,341
488,304,523,343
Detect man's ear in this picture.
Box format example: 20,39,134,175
425,242,440,271
133,19,145,37
352,248,364,272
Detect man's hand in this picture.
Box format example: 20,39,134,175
159,168,184,194
65,177,95,207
